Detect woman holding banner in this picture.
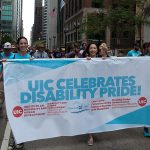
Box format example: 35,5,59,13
83,43,98,146
98,44,110,58
83,42,98,59
8,36,31,150
83,42,110,146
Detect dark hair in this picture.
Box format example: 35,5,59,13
17,36,28,45
142,42,149,49
82,43,98,58
74,42,80,49
134,42,140,47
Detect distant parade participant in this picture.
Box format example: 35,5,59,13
142,42,150,137
53,48,63,58
28,46,36,57
33,43,49,59
83,42,99,59
80,41,87,55
1,42,14,59
127,43,142,57
98,44,110,58
0,42,14,112
83,43,99,146
142,42,150,56
66,43,82,58
8,36,32,150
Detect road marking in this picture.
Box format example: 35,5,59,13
0,122,11,150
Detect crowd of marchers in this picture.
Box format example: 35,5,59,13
0,36,150,149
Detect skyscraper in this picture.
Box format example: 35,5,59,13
42,0,48,44
12,0,23,41
32,0,43,44
0,0,23,45
1,0,13,44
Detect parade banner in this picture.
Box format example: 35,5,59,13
3,57,150,143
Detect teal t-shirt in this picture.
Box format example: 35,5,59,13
13,53,31,59
127,50,142,57
1,52,15,59
0,52,15,72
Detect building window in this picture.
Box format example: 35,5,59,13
2,5,12,11
78,31,81,40
123,31,129,38
74,32,76,41
75,0,77,13
68,34,70,42
92,0,104,8
2,10,12,15
71,33,73,41
1,15,12,20
65,4,68,19
78,0,82,10
71,0,73,16
68,0,71,18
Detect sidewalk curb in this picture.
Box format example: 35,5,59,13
0,122,11,150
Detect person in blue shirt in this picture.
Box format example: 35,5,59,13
127,43,142,57
1,42,15,59
0,42,14,107
8,37,31,150
0,42,14,76
13,37,31,59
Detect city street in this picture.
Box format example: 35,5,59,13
1,108,150,150
1,0,150,150
24,128,150,150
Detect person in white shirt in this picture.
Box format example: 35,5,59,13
33,43,49,59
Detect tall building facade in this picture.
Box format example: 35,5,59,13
43,0,58,49
42,0,48,44
47,0,58,50
1,0,13,45
12,0,23,41
60,0,136,50
32,0,43,44
0,0,23,46
60,0,105,48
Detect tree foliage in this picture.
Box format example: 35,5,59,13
1,35,13,46
84,0,150,41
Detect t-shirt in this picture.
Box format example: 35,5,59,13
1,52,15,59
0,52,15,72
127,50,142,57
53,52,62,58
13,53,31,59
33,51,49,58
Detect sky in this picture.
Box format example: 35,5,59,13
22,0,35,44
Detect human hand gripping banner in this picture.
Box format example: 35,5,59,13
3,57,150,143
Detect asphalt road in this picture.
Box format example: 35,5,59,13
24,127,150,150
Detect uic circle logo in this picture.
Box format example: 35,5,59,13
138,97,147,107
12,106,23,118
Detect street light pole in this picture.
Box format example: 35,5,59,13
74,19,80,42
49,38,51,50
76,24,78,42
53,36,56,50
64,28,68,52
